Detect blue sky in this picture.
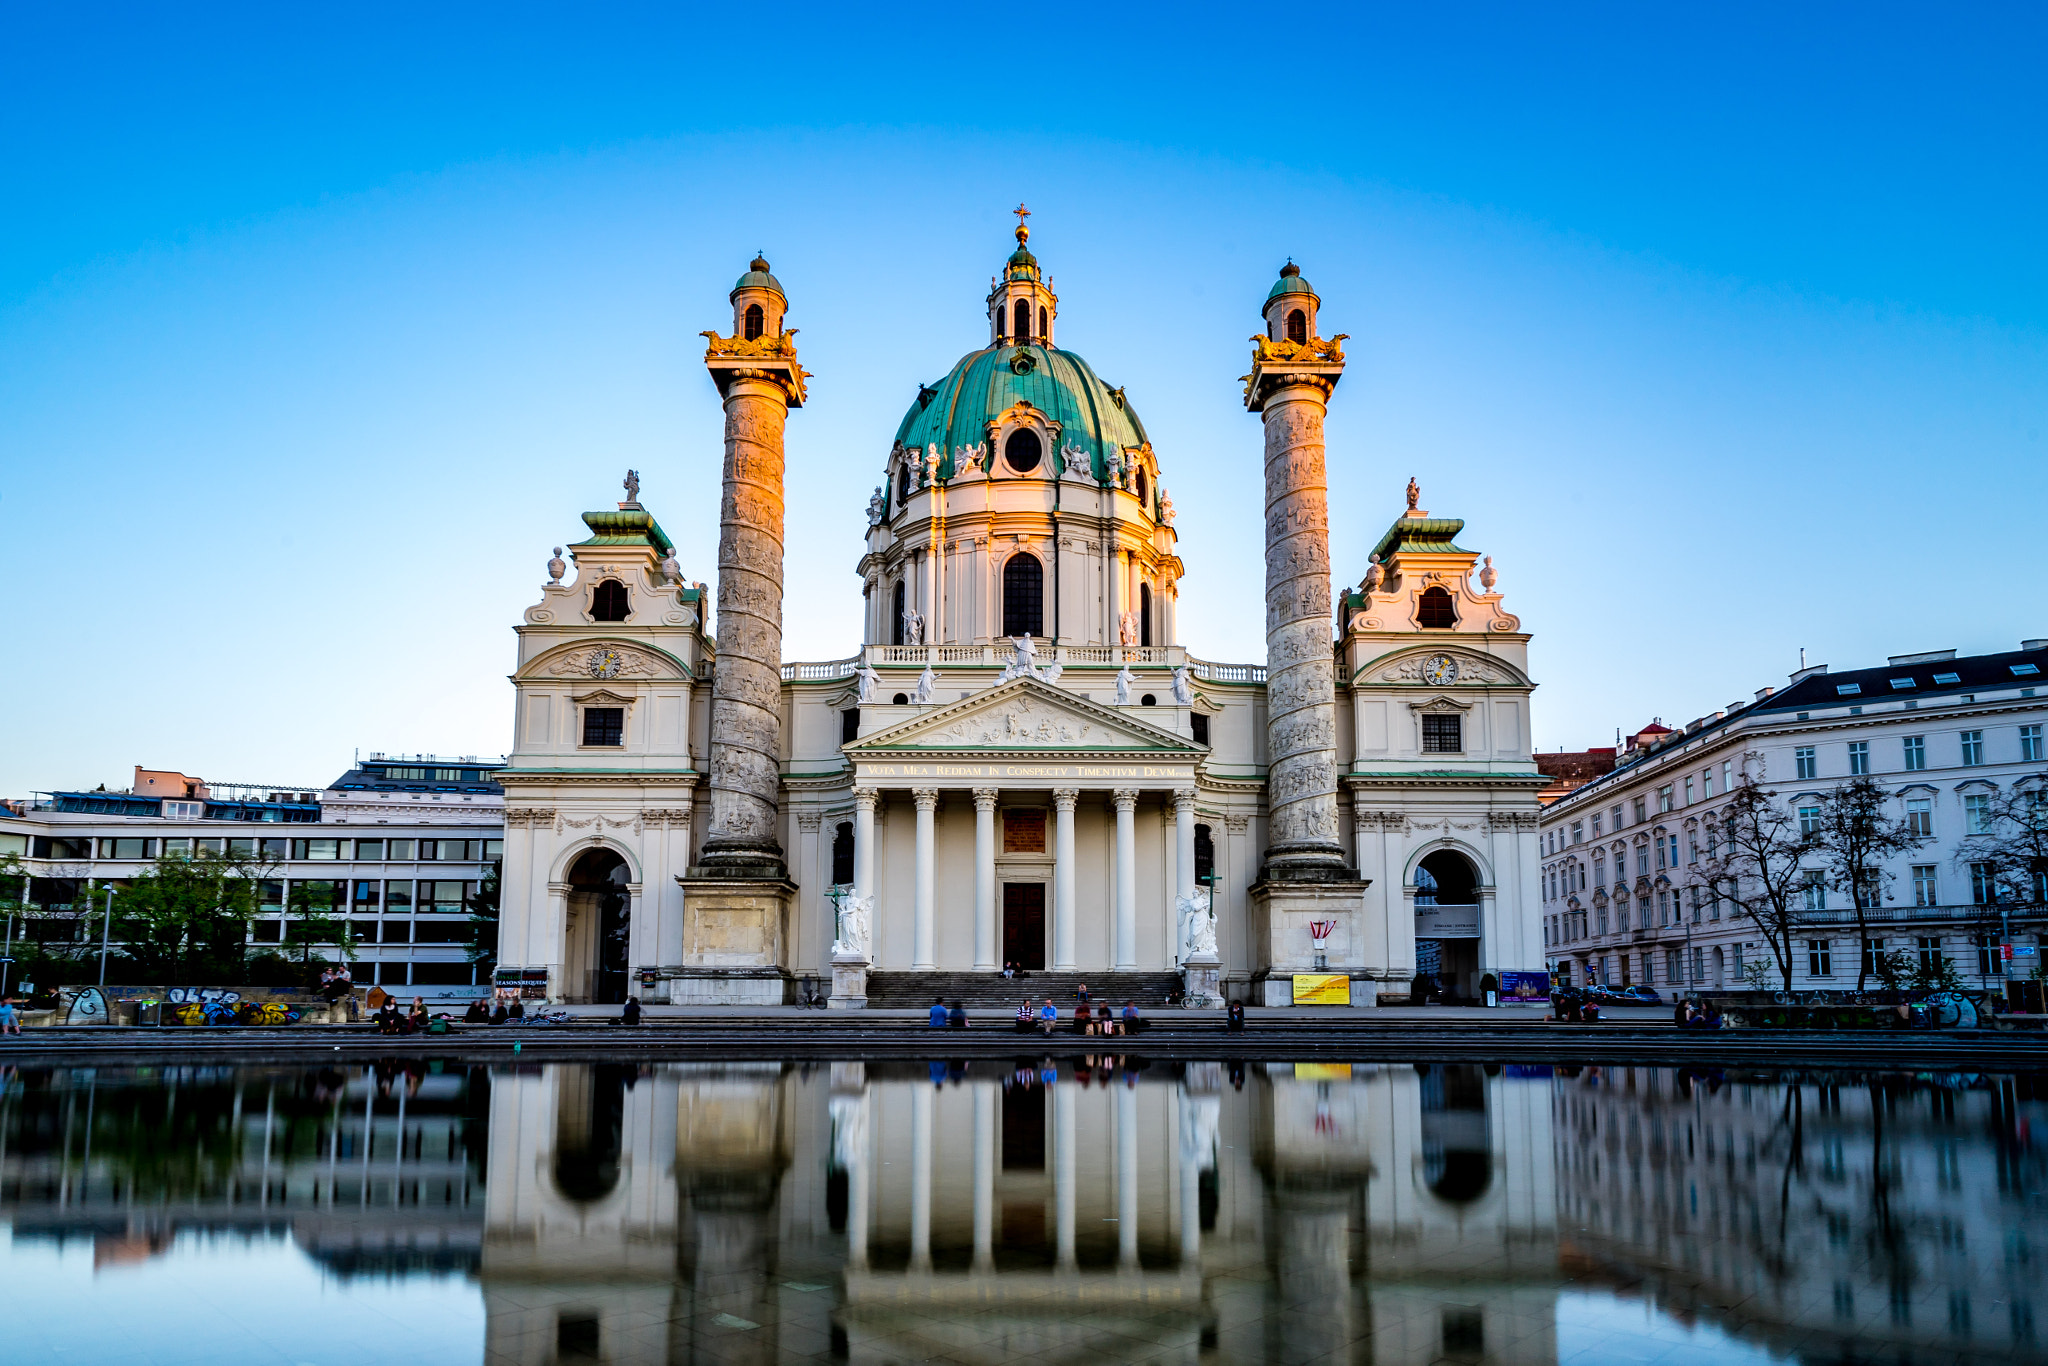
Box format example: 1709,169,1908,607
3,3,2042,793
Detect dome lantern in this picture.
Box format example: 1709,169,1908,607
1262,260,1320,345
986,204,1058,349
730,252,788,342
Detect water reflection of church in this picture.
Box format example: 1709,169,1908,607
477,1060,1560,1364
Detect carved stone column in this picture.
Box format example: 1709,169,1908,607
912,788,938,970
1243,264,1371,1006
675,260,809,1005
1113,789,1139,969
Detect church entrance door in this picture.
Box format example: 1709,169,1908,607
567,849,632,1005
1003,883,1046,971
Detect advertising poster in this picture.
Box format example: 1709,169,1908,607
1498,970,1551,1003
1292,973,1350,1005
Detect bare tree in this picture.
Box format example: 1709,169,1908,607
1955,777,2048,943
1690,755,1815,993
1813,777,1931,992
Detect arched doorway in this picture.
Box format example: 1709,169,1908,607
567,848,631,1005
1414,850,1481,1004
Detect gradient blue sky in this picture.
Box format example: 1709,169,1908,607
4,3,2043,794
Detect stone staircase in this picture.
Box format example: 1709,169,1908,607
863,970,1184,1009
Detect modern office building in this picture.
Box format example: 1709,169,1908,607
0,755,505,999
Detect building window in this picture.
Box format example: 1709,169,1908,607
1903,735,1926,770
1658,785,1673,813
1722,759,1734,792
1848,741,1869,776
582,707,624,747
1971,861,1997,905
743,302,764,341
1591,813,1603,837
1667,948,1682,982
1417,585,1456,628
841,709,860,745
1961,730,1984,766
1703,766,1715,798
1917,937,1944,974
1571,820,1583,844
2024,725,2045,763
892,581,906,645
1286,308,1307,344
1139,582,1153,647
830,823,854,885
1636,843,1650,877
1795,746,1817,780
1633,797,1647,825
591,579,629,622
1808,939,1833,976
1684,776,1694,805
1039,305,1047,337
1802,870,1827,912
1798,804,1822,835
897,465,912,507
1965,792,1992,835
1592,856,1605,889
1975,934,2001,977
1422,714,1463,753
1004,426,1043,473
1906,797,1932,837
1862,937,1885,977
1190,712,1209,745
1014,299,1031,343
1193,823,1215,884
1913,864,1938,907
1002,553,1043,637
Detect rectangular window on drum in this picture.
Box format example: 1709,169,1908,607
583,707,625,747
1421,714,1462,753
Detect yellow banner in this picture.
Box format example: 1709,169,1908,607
1292,973,1350,1005
1293,1063,1352,1081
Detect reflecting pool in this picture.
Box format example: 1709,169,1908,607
1,1058,2042,1365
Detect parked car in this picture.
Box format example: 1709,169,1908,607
1589,984,1662,1006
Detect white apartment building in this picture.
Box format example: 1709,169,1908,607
0,755,505,999
1539,642,2048,994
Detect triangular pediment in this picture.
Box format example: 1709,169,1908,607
848,677,1201,753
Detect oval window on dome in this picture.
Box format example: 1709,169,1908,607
1004,428,1043,474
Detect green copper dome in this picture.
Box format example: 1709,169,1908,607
892,343,1148,481
731,254,785,301
1266,261,1316,301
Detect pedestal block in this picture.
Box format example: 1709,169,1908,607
669,874,795,1004
828,953,870,1010
1181,951,1224,1008
1249,877,1374,1007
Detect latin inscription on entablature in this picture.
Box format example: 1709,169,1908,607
854,762,1194,781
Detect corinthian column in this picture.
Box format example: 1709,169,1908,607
1246,263,1348,880
699,259,808,878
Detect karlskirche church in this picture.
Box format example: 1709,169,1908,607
491,216,1545,1008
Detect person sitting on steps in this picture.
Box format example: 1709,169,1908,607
928,996,949,1027
1038,999,1059,1036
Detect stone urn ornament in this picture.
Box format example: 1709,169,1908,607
1479,556,1498,591
547,548,566,585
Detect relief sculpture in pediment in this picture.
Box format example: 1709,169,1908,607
931,697,1094,747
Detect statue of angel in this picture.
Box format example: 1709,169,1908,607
1171,664,1193,705
1004,634,1039,682
833,892,873,960
913,664,937,704
1104,448,1124,487
903,604,925,646
1041,661,1062,683
1061,443,1092,479
866,487,886,527
923,443,943,486
1115,663,1135,705
1118,611,1138,647
1177,890,1217,958
1158,488,1176,524
855,662,881,705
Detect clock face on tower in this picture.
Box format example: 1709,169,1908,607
1421,654,1459,686
587,649,625,679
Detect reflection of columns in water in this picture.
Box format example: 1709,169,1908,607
1056,1077,1077,1267
972,1084,995,1272
830,1086,870,1271
1118,1083,1139,1267
910,1082,933,1271
1178,1085,1217,1265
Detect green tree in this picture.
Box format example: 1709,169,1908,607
464,860,501,979
1813,777,1930,992
281,879,355,986
116,849,264,983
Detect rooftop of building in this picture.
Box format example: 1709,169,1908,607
326,753,506,797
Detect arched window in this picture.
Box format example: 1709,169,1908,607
1004,427,1042,473
1002,553,1043,638
1039,305,1048,338
1193,823,1215,884
592,579,629,622
1286,308,1307,344
830,822,854,885
1418,585,1457,628
1014,299,1031,343
891,581,906,646
744,303,765,341
1138,582,1153,647
994,305,1005,340
1134,467,1147,503
897,465,912,508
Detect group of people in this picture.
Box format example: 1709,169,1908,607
999,961,1031,979
371,995,432,1035
1007,985,1147,1036
458,995,532,1024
